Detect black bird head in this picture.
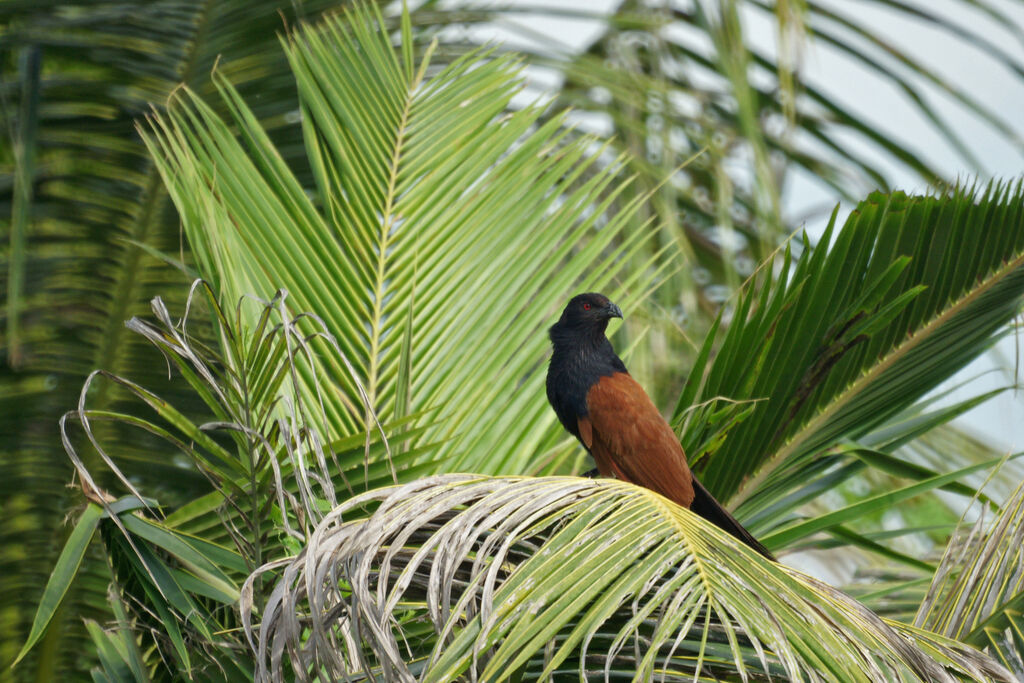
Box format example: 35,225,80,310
547,292,628,435
549,293,623,346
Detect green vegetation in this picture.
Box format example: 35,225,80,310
3,1,1024,680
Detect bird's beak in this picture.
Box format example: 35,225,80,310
606,302,623,319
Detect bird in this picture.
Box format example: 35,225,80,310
546,292,774,560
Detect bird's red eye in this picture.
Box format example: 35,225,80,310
583,302,591,310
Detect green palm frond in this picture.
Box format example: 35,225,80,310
140,5,668,478
0,1,351,677
247,474,1011,682
15,283,436,675
676,185,1024,516
7,1,1024,679
739,395,1015,560
83,584,150,683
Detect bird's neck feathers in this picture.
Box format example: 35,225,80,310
547,322,626,377
546,320,627,437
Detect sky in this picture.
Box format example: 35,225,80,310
470,0,1024,454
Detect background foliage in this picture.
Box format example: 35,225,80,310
3,0,1024,680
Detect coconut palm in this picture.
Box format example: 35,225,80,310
4,0,1024,679
11,5,1024,680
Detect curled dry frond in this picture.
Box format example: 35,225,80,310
917,474,1024,676
18,280,435,676
61,280,376,542
246,475,1010,682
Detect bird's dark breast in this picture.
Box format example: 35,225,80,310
546,342,625,446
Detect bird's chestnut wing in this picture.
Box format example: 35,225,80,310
585,372,695,507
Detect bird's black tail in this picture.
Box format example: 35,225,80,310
690,478,775,561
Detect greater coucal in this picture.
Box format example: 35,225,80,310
546,292,774,560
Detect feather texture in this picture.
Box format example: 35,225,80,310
546,293,773,560
585,372,695,507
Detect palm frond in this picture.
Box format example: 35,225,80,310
140,5,668,478
917,474,1024,677
83,584,150,683
0,0,351,676
676,185,1024,514
247,474,1011,682
546,0,1024,242
14,283,435,675
7,1,1024,678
